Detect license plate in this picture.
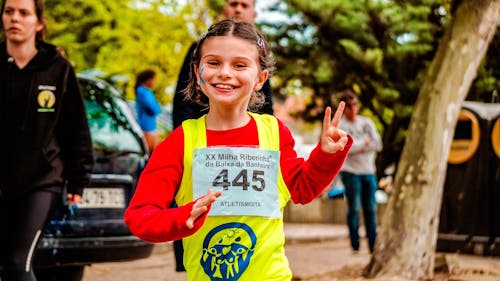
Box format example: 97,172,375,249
79,187,125,208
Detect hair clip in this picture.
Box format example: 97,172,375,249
257,36,265,52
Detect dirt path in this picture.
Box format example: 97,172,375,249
82,238,500,281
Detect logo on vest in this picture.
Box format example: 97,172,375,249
37,90,56,112
201,223,256,281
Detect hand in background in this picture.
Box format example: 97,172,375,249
320,102,349,154
66,193,82,206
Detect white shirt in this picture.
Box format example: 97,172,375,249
339,115,382,174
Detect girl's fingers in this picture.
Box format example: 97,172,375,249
187,189,222,229
336,131,349,151
191,205,208,218
323,107,332,132
331,102,345,128
187,205,208,229
186,218,195,229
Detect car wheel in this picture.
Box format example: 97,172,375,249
35,265,85,281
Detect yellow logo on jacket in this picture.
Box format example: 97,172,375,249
37,90,56,112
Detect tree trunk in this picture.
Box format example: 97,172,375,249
363,0,500,280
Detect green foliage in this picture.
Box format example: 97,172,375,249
266,0,498,174
44,0,215,105
207,0,226,14
41,0,218,137
468,25,500,102
15,0,497,173
265,0,450,173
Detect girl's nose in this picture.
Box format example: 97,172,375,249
218,64,232,78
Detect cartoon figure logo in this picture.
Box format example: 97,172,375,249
37,90,56,112
201,223,256,281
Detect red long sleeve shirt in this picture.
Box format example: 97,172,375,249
124,117,352,242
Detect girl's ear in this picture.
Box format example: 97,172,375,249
254,70,269,91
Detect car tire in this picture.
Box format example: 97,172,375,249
35,265,85,281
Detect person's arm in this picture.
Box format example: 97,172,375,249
343,117,382,155
364,118,383,153
139,87,161,116
58,64,94,198
124,127,209,242
344,135,365,154
338,118,368,155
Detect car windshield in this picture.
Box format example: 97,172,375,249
80,77,142,154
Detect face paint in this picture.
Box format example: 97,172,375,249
200,66,206,85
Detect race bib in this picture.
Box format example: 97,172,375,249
193,147,280,218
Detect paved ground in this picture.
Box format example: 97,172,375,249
81,223,500,281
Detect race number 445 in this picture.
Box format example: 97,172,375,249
212,169,265,191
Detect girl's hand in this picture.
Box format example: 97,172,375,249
186,188,222,229
320,102,349,154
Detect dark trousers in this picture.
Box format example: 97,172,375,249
173,239,185,271
170,201,185,272
340,172,378,252
0,190,58,281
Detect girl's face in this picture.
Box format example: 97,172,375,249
195,35,268,110
2,0,43,45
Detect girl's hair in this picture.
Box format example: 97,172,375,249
135,69,156,89
184,19,275,112
1,0,46,42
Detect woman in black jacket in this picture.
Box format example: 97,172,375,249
0,0,94,280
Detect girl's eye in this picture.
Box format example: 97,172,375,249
4,8,13,14
234,63,246,68
207,61,219,66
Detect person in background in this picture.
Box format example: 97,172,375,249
135,68,162,153
337,89,382,254
0,0,94,280
124,19,351,281
172,0,273,129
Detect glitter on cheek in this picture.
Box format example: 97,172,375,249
200,66,206,85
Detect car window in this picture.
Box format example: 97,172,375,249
79,78,143,153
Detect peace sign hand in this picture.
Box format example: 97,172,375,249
320,102,348,154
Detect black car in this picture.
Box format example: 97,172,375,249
33,75,154,281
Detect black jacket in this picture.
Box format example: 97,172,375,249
0,42,94,198
172,42,274,128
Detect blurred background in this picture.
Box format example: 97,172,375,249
11,0,498,180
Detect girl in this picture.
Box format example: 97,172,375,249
0,0,94,280
125,19,352,281
134,68,162,153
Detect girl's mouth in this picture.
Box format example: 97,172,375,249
214,84,234,90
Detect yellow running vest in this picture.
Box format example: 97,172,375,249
176,112,292,281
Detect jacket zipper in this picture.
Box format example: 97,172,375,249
20,71,38,132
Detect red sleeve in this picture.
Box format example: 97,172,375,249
278,120,353,204
123,127,208,242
